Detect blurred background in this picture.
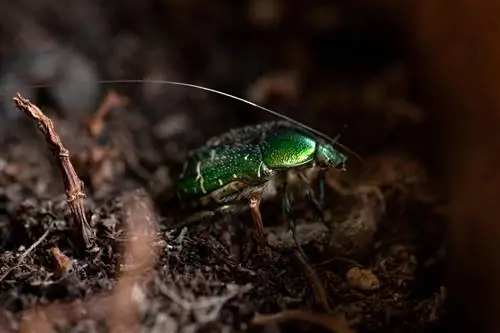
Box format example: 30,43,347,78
1,1,500,333
0,1,421,156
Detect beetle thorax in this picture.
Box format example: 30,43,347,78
315,143,347,169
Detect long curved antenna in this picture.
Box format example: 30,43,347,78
328,124,364,162
3,78,364,161
100,80,364,162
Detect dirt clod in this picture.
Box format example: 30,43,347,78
345,267,380,291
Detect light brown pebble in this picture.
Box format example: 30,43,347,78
345,267,380,291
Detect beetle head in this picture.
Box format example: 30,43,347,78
316,144,347,169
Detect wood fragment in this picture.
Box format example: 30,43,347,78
252,309,356,333
292,249,332,312
84,89,128,138
12,93,95,248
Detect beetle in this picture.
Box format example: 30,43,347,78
174,119,348,252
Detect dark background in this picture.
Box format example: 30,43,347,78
0,1,420,156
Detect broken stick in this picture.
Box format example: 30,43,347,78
12,93,95,249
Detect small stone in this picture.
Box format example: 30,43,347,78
345,267,380,291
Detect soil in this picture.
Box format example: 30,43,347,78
1,2,448,333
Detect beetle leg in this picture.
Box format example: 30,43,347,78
249,192,267,247
318,169,326,205
283,188,308,260
298,172,325,217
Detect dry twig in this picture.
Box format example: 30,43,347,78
84,89,128,138
107,189,159,333
292,249,332,312
79,90,132,189
252,309,356,333
12,93,95,248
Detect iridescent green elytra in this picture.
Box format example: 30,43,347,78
176,120,347,249
178,121,346,200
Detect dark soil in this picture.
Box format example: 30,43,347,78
1,2,448,332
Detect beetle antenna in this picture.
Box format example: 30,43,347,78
101,79,365,161
330,123,347,144
3,78,364,161
328,124,364,163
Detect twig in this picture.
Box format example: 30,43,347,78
292,249,332,312
84,90,127,138
12,93,95,248
0,223,52,283
252,309,356,333
106,189,159,333
81,90,141,189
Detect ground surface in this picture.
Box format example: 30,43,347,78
1,2,447,332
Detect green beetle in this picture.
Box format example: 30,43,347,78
175,119,348,251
